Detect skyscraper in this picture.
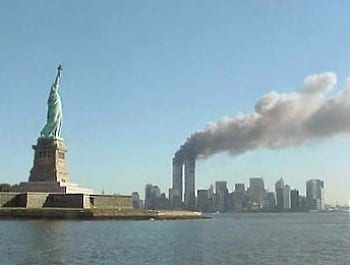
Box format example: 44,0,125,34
233,183,247,212
215,181,228,212
291,189,300,211
263,192,276,210
132,192,142,209
275,178,284,210
207,184,215,212
249,178,265,208
184,157,196,210
144,184,154,209
144,184,162,209
282,184,291,209
171,154,196,210
306,179,324,210
197,189,209,212
153,185,161,198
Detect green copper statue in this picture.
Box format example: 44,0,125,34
40,64,63,138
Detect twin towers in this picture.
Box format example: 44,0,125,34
171,152,196,210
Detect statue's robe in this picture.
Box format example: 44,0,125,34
40,84,62,138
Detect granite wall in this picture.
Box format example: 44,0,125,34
1,192,131,209
0,192,89,208
90,195,132,209
26,193,50,208
44,194,90,208
0,193,26,207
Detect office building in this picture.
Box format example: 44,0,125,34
263,192,276,210
215,181,228,212
283,184,291,209
144,184,162,209
291,189,300,211
197,189,209,212
171,153,196,210
249,177,265,208
275,178,284,210
306,179,324,210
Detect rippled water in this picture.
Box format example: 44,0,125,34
0,212,349,265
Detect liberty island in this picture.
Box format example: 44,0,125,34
0,64,201,220
10,65,92,194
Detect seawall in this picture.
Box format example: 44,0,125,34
0,208,204,220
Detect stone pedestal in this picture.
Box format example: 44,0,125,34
11,137,92,195
29,138,69,183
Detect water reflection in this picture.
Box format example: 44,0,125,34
21,221,70,265
0,213,349,265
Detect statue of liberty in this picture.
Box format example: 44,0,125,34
40,64,63,138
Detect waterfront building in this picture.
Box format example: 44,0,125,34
299,196,307,210
283,185,291,209
144,184,162,209
131,192,142,209
226,192,234,212
275,178,284,210
232,183,245,212
145,184,172,209
157,193,171,209
144,184,154,208
205,185,214,212
249,177,265,208
290,189,300,211
153,186,161,198
215,181,228,212
306,179,324,210
197,189,210,212
263,192,276,210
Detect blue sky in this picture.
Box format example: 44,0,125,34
1,1,350,204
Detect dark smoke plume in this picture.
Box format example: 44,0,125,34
177,72,350,159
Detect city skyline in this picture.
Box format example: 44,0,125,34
1,2,350,204
145,176,327,204
144,176,329,212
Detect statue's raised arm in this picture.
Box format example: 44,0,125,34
40,64,63,139
52,64,63,92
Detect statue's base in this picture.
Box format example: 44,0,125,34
10,181,92,194
10,136,93,197
0,192,132,210
29,138,69,183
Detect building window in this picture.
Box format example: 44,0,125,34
59,152,65,159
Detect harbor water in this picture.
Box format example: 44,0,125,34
0,212,349,265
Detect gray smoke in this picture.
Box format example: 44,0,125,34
178,72,350,159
